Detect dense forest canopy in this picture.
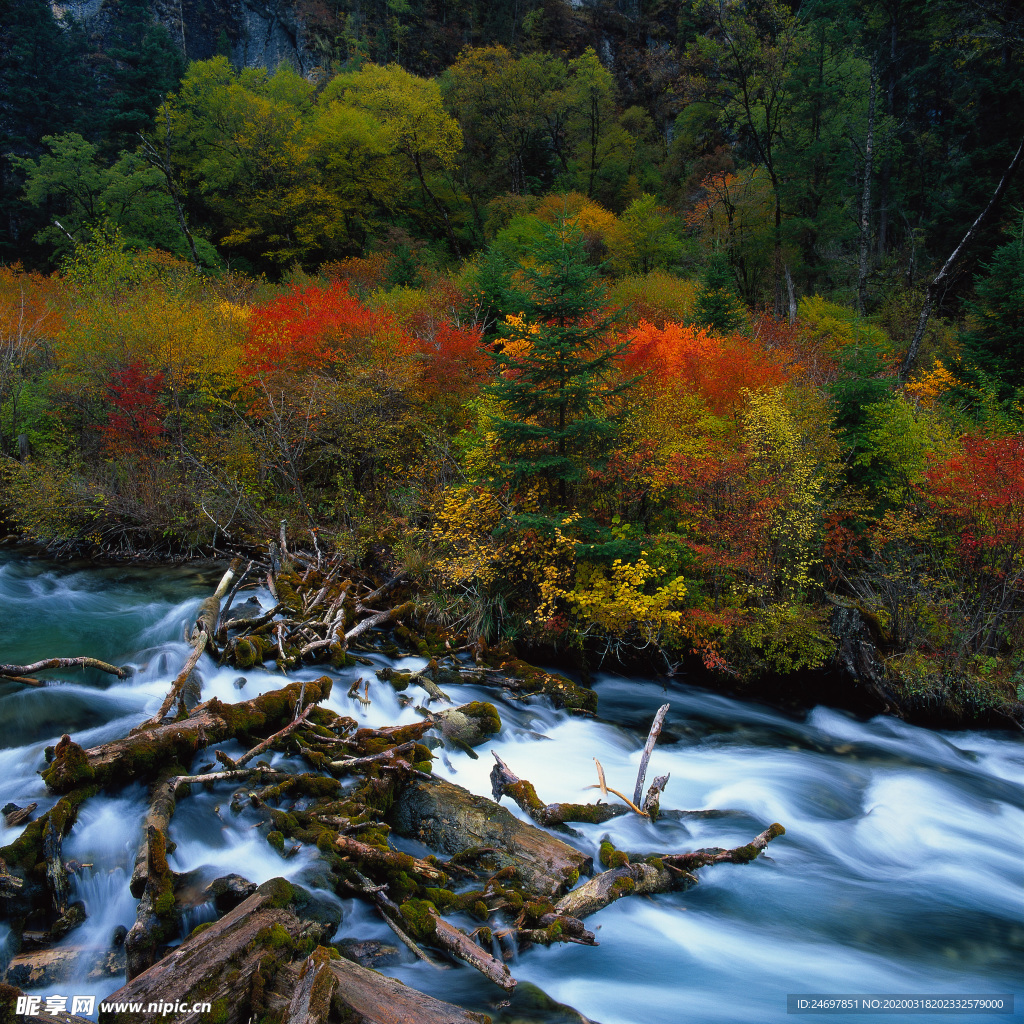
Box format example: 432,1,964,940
2,0,1024,726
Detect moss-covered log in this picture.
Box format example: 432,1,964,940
98,878,341,1024
285,947,492,1024
41,677,333,794
553,824,786,920
489,752,629,827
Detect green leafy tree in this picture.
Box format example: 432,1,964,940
486,220,632,522
607,194,684,275
13,133,193,261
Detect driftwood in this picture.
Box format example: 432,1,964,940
0,657,132,681
42,677,333,794
633,702,669,806
286,947,490,1024
5,944,125,988
333,835,447,885
42,815,70,916
147,632,207,725
490,752,628,827
554,824,786,920
99,878,341,1024
146,562,238,725
220,700,316,771
124,824,177,979
423,906,515,991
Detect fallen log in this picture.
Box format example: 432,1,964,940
333,835,447,885
146,632,207,726
285,947,491,1024
5,945,125,988
98,878,341,1024
43,814,70,916
131,768,288,898
145,562,239,725
553,824,787,921
0,657,132,681
124,824,178,979
412,902,515,991
42,677,333,794
490,752,628,828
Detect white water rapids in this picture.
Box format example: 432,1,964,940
0,554,1021,1023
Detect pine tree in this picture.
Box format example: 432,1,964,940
486,220,631,526
961,229,1024,398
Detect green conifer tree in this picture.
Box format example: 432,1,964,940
486,220,631,527
961,227,1024,398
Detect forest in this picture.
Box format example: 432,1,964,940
2,0,1024,731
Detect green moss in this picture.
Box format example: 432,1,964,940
421,887,456,911
262,923,294,950
398,898,438,941
460,701,502,736
40,736,96,791
523,901,554,921
599,840,629,870
208,1000,230,1024
267,831,285,854
506,780,544,812
153,891,175,916
259,877,298,909
189,921,214,939
609,875,636,898
472,900,489,920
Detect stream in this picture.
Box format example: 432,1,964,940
0,552,1021,1023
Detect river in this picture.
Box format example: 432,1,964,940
0,552,1021,1023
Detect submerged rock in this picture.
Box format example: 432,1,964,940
388,777,590,900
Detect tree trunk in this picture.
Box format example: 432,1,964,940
857,60,876,315
899,133,1024,377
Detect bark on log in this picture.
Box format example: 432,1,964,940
286,947,491,1024
42,815,70,916
0,658,132,680
554,824,786,920
490,753,628,828
98,878,341,1024
43,677,333,794
124,825,177,980
554,862,681,919
193,560,239,642
5,945,125,988
282,946,336,1024
633,703,669,807
424,906,515,991
388,777,590,899
147,632,207,726
333,835,448,885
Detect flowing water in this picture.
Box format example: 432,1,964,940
0,551,1021,1023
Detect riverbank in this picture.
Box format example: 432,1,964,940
3,529,1021,736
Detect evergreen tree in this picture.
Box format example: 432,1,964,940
0,0,95,263
486,220,631,526
692,254,747,332
961,228,1024,398
101,0,185,153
